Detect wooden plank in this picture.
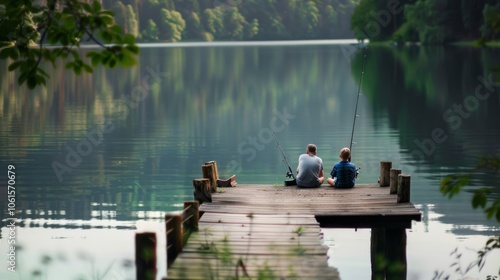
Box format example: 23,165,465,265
164,183,421,279
199,184,421,226
167,255,339,278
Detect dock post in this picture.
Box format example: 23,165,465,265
202,164,218,192
193,178,212,203
135,232,157,280
166,214,183,268
385,228,407,280
397,174,411,203
389,169,402,194
204,161,219,181
182,201,199,244
370,228,386,280
379,161,392,187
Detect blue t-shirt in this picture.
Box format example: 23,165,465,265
296,154,323,188
330,160,356,188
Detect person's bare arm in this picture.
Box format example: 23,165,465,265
318,169,324,177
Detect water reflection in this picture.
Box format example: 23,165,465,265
1,42,499,279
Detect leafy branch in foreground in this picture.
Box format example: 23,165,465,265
440,156,500,276
440,156,500,222
0,0,139,89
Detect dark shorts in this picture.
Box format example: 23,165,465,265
333,186,354,189
297,183,321,188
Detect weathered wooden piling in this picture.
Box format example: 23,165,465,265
182,201,199,244
397,174,411,203
370,228,386,280
390,168,402,194
204,161,219,181
385,228,407,280
379,161,392,187
165,214,183,267
202,163,218,192
192,178,211,203
135,232,157,280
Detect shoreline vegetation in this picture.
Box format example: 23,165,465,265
103,0,499,47
1,0,498,90
104,0,359,42
351,0,499,46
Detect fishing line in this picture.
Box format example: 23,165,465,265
349,46,368,161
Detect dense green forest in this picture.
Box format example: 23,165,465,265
101,0,359,42
351,0,500,44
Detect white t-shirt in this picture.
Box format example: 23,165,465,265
296,154,323,187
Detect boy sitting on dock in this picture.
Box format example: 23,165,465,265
296,144,324,188
327,147,356,188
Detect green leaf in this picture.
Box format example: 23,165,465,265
37,67,49,78
100,30,112,44
74,65,82,75
18,71,29,86
71,50,79,61
123,34,136,45
0,47,12,59
92,0,102,13
8,61,23,71
82,64,93,73
101,53,111,65
100,14,114,26
108,57,117,68
90,53,102,67
440,174,471,198
35,74,46,86
109,25,123,35
27,76,37,89
82,3,92,13
62,14,76,29
125,45,139,54
472,193,486,209
10,47,19,59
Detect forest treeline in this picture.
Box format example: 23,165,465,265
351,0,500,44
101,0,359,42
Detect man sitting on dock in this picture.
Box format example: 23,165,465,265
327,147,356,188
296,144,324,188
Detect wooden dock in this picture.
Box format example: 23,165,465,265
166,211,339,279
134,162,422,279
198,184,421,228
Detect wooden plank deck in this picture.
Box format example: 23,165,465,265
166,212,340,279
165,183,421,279
199,184,421,228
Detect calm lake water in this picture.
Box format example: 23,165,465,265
1,40,499,279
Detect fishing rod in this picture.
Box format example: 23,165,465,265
349,46,367,160
272,132,297,186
